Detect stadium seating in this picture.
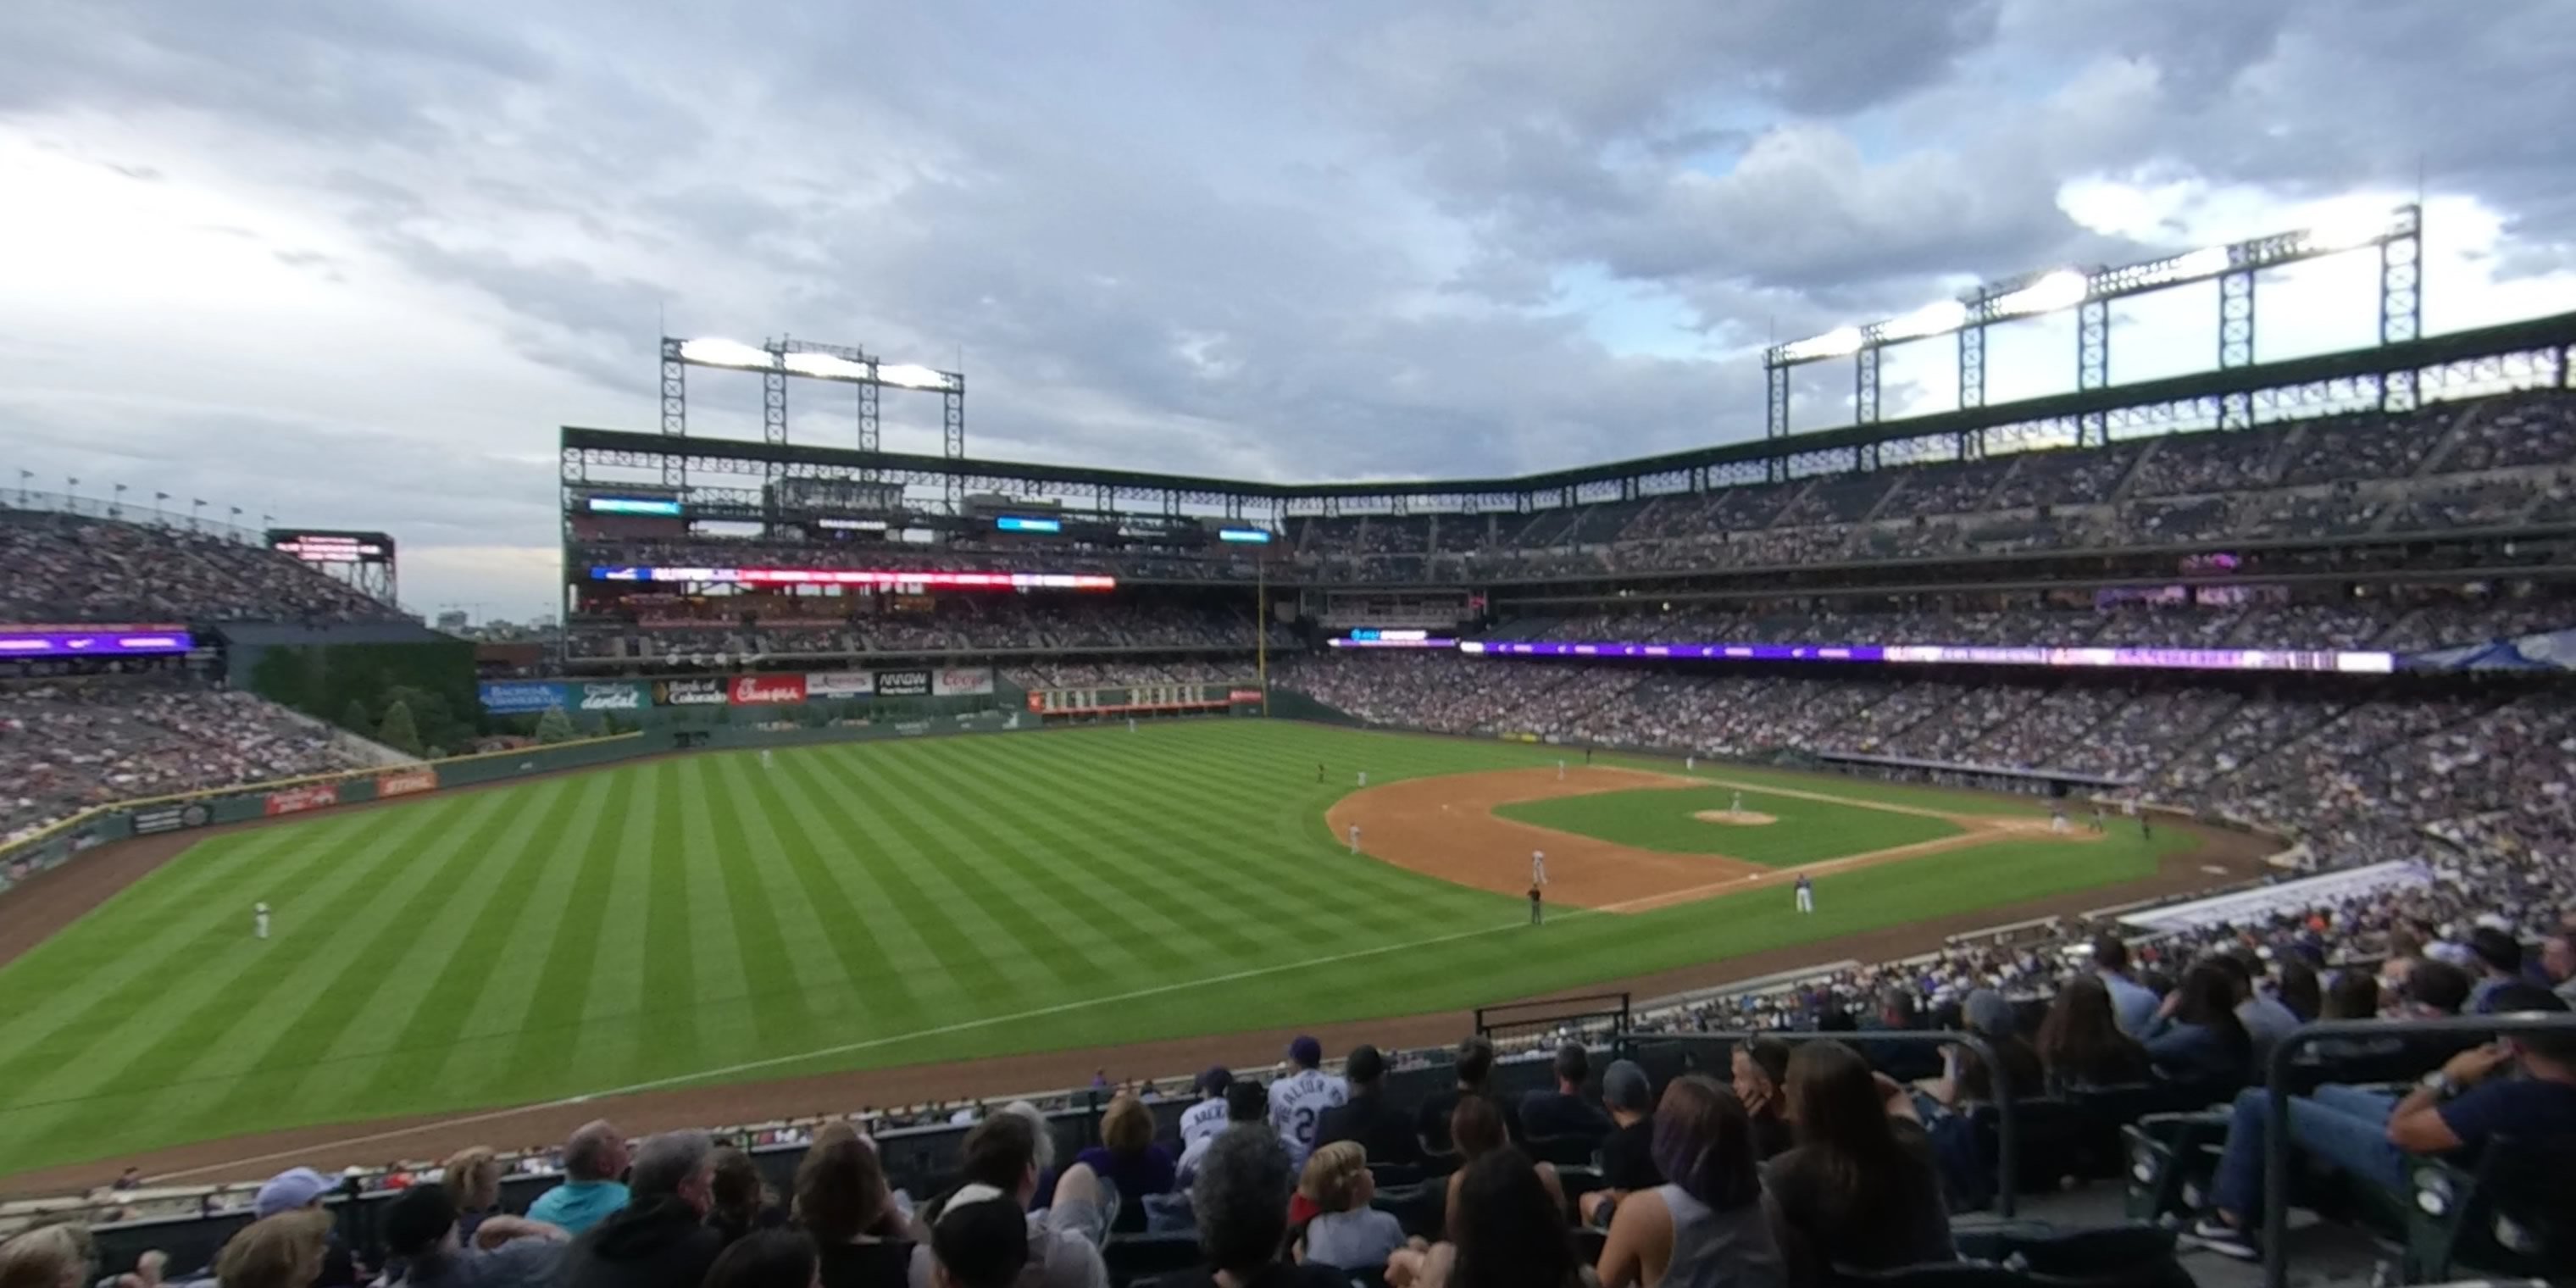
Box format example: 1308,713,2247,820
0,509,405,625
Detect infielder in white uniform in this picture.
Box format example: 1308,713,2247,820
761,748,774,769
1530,850,1547,886
1731,790,1745,817
1348,824,1361,854
1357,770,1367,787
1269,1036,1347,1168
254,902,271,940
1557,758,1566,780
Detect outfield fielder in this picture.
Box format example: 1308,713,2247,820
1793,874,1813,914
761,748,774,769
1530,849,1547,887
254,902,271,940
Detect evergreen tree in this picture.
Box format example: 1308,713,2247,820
377,700,426,758
340,698,373,735
533,707,575,744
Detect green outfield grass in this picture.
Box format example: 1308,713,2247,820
0,722,2179,1174
1496,785,1961,863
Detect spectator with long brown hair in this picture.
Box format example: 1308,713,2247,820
2035,975,2151,1091
2141,960,2255,1087
1389,1150,1584,1288
710,1146,786,1246
797,1124,910,1288
1729,1040,1793,1161
1444,1095,1559,1234
440,1148,504,1246
1764,1041,1952,1284
1596,1074,1783,1288
215,1210,335,1288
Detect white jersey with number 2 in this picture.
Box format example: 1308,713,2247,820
1269,1069,1348,1165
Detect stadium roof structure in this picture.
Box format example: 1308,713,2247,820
562,308,2576,518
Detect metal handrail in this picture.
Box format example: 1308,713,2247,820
2259,1013,2576,1288
1615,1027,2020,1218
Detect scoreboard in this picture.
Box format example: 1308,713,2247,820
267,530,396,564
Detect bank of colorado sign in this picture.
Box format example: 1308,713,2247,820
729,675,808,705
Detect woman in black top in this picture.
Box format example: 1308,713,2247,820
1763,1041,1954,1287
796,1124,913,1288
1729,1039,1794,1161
2035,976,2151,1091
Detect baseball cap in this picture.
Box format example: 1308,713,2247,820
380,1184,458,1257
1196,1066,1234,1096
1288,1035,1323,1069
1602,1060,1651,1113
1344,1044,1385,1084
254,1167,332,1218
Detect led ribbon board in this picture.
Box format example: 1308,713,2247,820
1461,639,2394,674
587,566,1118,591
0,630,196,657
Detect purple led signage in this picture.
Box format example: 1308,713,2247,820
0,630,197,658
1459,639,2393,675
1329,636,1459,649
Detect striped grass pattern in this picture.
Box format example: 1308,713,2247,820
0,722,2169,1173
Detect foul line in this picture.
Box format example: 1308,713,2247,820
148,907,1602,1182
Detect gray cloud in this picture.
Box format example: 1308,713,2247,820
3,0,2571,618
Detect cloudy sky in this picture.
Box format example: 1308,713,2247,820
4,0,2572,620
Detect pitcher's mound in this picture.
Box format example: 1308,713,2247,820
1692,809,1779,827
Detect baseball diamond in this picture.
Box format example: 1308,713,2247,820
0,720,2251,1180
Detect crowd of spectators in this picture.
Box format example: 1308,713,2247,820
569,601,1286,662
0,510,404,625
1,675,371,844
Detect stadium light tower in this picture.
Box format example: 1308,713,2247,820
658,333,969,506
1762,203,2423,444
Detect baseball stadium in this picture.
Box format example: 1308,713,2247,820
7,204,2576,1287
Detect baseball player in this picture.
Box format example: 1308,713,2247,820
1178,1067,1233,1149
1129,717,1138,734
1357,770,1367,787
2050,805,2069,835
1269,1037,1346,1168
1317,763,1326,784
1793,874,1813,914
1530,849,1548,887
1529,884,1544,925
1348,824,1361,854
1731,789,1745,818
2090,804,2106,833
761,748,774,769
1557,758,1566,780
254,902,271,940
1685,755,1695,772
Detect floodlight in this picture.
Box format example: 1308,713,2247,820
1878,299,1969,342
678,338,777,369
1990,269,2090,319
2303,207,2399,253
781,352,868,380
1779,326,1863,362
875,363,953,391
2171,245,2232,279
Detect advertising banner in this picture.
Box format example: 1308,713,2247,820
264,783,342,817
931,666,993,697
479,680,569,713
652,678,728,707
575,681,645,712
376,768,440,798
874,669,931,697
806,671,874,697
132,802,214,835
1229,688,1263,703
729,674,809,705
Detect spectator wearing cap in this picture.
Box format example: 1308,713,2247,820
527,1120,630,1236
1267,1036,1346,1169
1415,1035,1515,1156
2091,935,2161,1037
2465,927,2527,1013
249,1169,355,1288
1176,1069,1233,1152
1585,1059,1663,1230
558,1130,725,1288
924,1186,1029,1288
1315,1045,1418,1166
905,1110,1109,1288
377,1184,566,1288
1518,1042,1612,1141
1178,1081,1268,1188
